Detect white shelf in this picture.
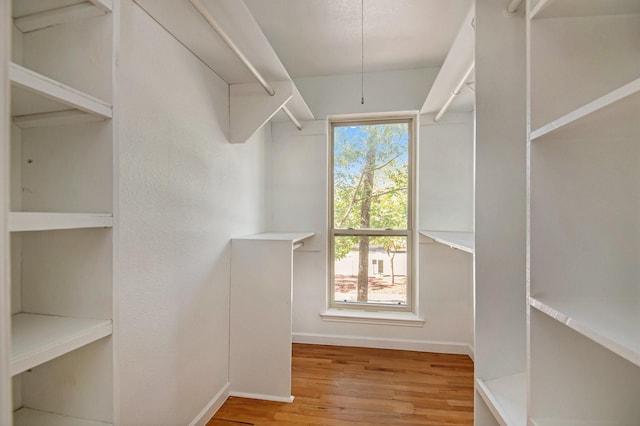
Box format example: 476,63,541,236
13,2,108,33
530,296,640,367
419,230,474,253
8,212,113,232
531,77,640,140
530,0,640,20
14,408,111,426
476,373,527,426
11,313,112,376
10,62,112,123
233,232,314,244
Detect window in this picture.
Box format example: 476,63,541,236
329,117,414,311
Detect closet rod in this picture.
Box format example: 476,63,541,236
189,0,303,131
434,61,474,123
506,0,524,13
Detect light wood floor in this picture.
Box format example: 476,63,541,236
208,344,474,425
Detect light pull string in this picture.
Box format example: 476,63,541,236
361,0,364,105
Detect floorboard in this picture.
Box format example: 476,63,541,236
208,344,474,425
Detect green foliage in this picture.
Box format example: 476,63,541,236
333,123,409,260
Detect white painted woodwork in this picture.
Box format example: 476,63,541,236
419,231,474,254
474,1,527,424
4,1,117,423
531,77,640,140
14,407,111,426
529,310,640,423
530,297,640,367
9,212,112,232
476,373,527,426
528,0,640,423
13,110,107,129
230,232,313,401
14,3,107,33
475,395,501,426
230,81,292,143
10,313,112,376
529,14,640,130
10,62,112,119
0,0,11,421
421,4,475,115
133,0,313,125
530,0,640,19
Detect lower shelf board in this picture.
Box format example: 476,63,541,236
14,407,111,426
476,373,527,426
11,313,112,376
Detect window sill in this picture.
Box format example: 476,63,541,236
320,309,425,327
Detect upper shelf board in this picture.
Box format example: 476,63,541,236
530,296,640,368
134,0,313,123
530,0,640,20
419,230,474,254
9,212,113,232
421,3,475,115
13,1,110,33
531,77,640,140
12,0,112,19
10,62,112,120
11,313,112,376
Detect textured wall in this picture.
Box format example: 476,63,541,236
116,1,267,424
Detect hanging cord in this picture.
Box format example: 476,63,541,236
361,0,364,104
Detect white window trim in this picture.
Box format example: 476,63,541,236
328,116,417,313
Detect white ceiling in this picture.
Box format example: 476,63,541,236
244,0,473,78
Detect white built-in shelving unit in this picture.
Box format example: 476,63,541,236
230,232,314,403
528,0,640,423
1,0,117,424
473,1,527,425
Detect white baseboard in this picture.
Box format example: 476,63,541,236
228,391,294,403
293,332,474,359
189,381,230,426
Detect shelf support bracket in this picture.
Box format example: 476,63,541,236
230,81,292,144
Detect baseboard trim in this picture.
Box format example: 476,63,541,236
293,332,474,358
229,391,294,403
189,381,231,426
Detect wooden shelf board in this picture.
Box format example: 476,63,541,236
14,407,111,426
530,0,640,20
531,77,640,141
11,313,112,376
9,212,113,232
476,373,527,426
530,296,640,367
233,232,315,244
10,62,112,120
419,230,474,253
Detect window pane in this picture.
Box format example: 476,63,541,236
334,235,408,305
333,123,409,230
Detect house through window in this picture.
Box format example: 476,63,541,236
329,117,414,311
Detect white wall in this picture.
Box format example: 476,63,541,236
116,1,267,424
266,109,474,354
295,68,439,119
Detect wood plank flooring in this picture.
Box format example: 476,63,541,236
208,344,474,425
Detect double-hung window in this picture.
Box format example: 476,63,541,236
329,117,414,311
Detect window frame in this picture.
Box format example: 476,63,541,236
328,116,416,312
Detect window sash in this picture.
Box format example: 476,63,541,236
329,116,415,312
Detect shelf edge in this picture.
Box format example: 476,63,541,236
9,62,112,119
8,212,113,232
531,77,640,140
